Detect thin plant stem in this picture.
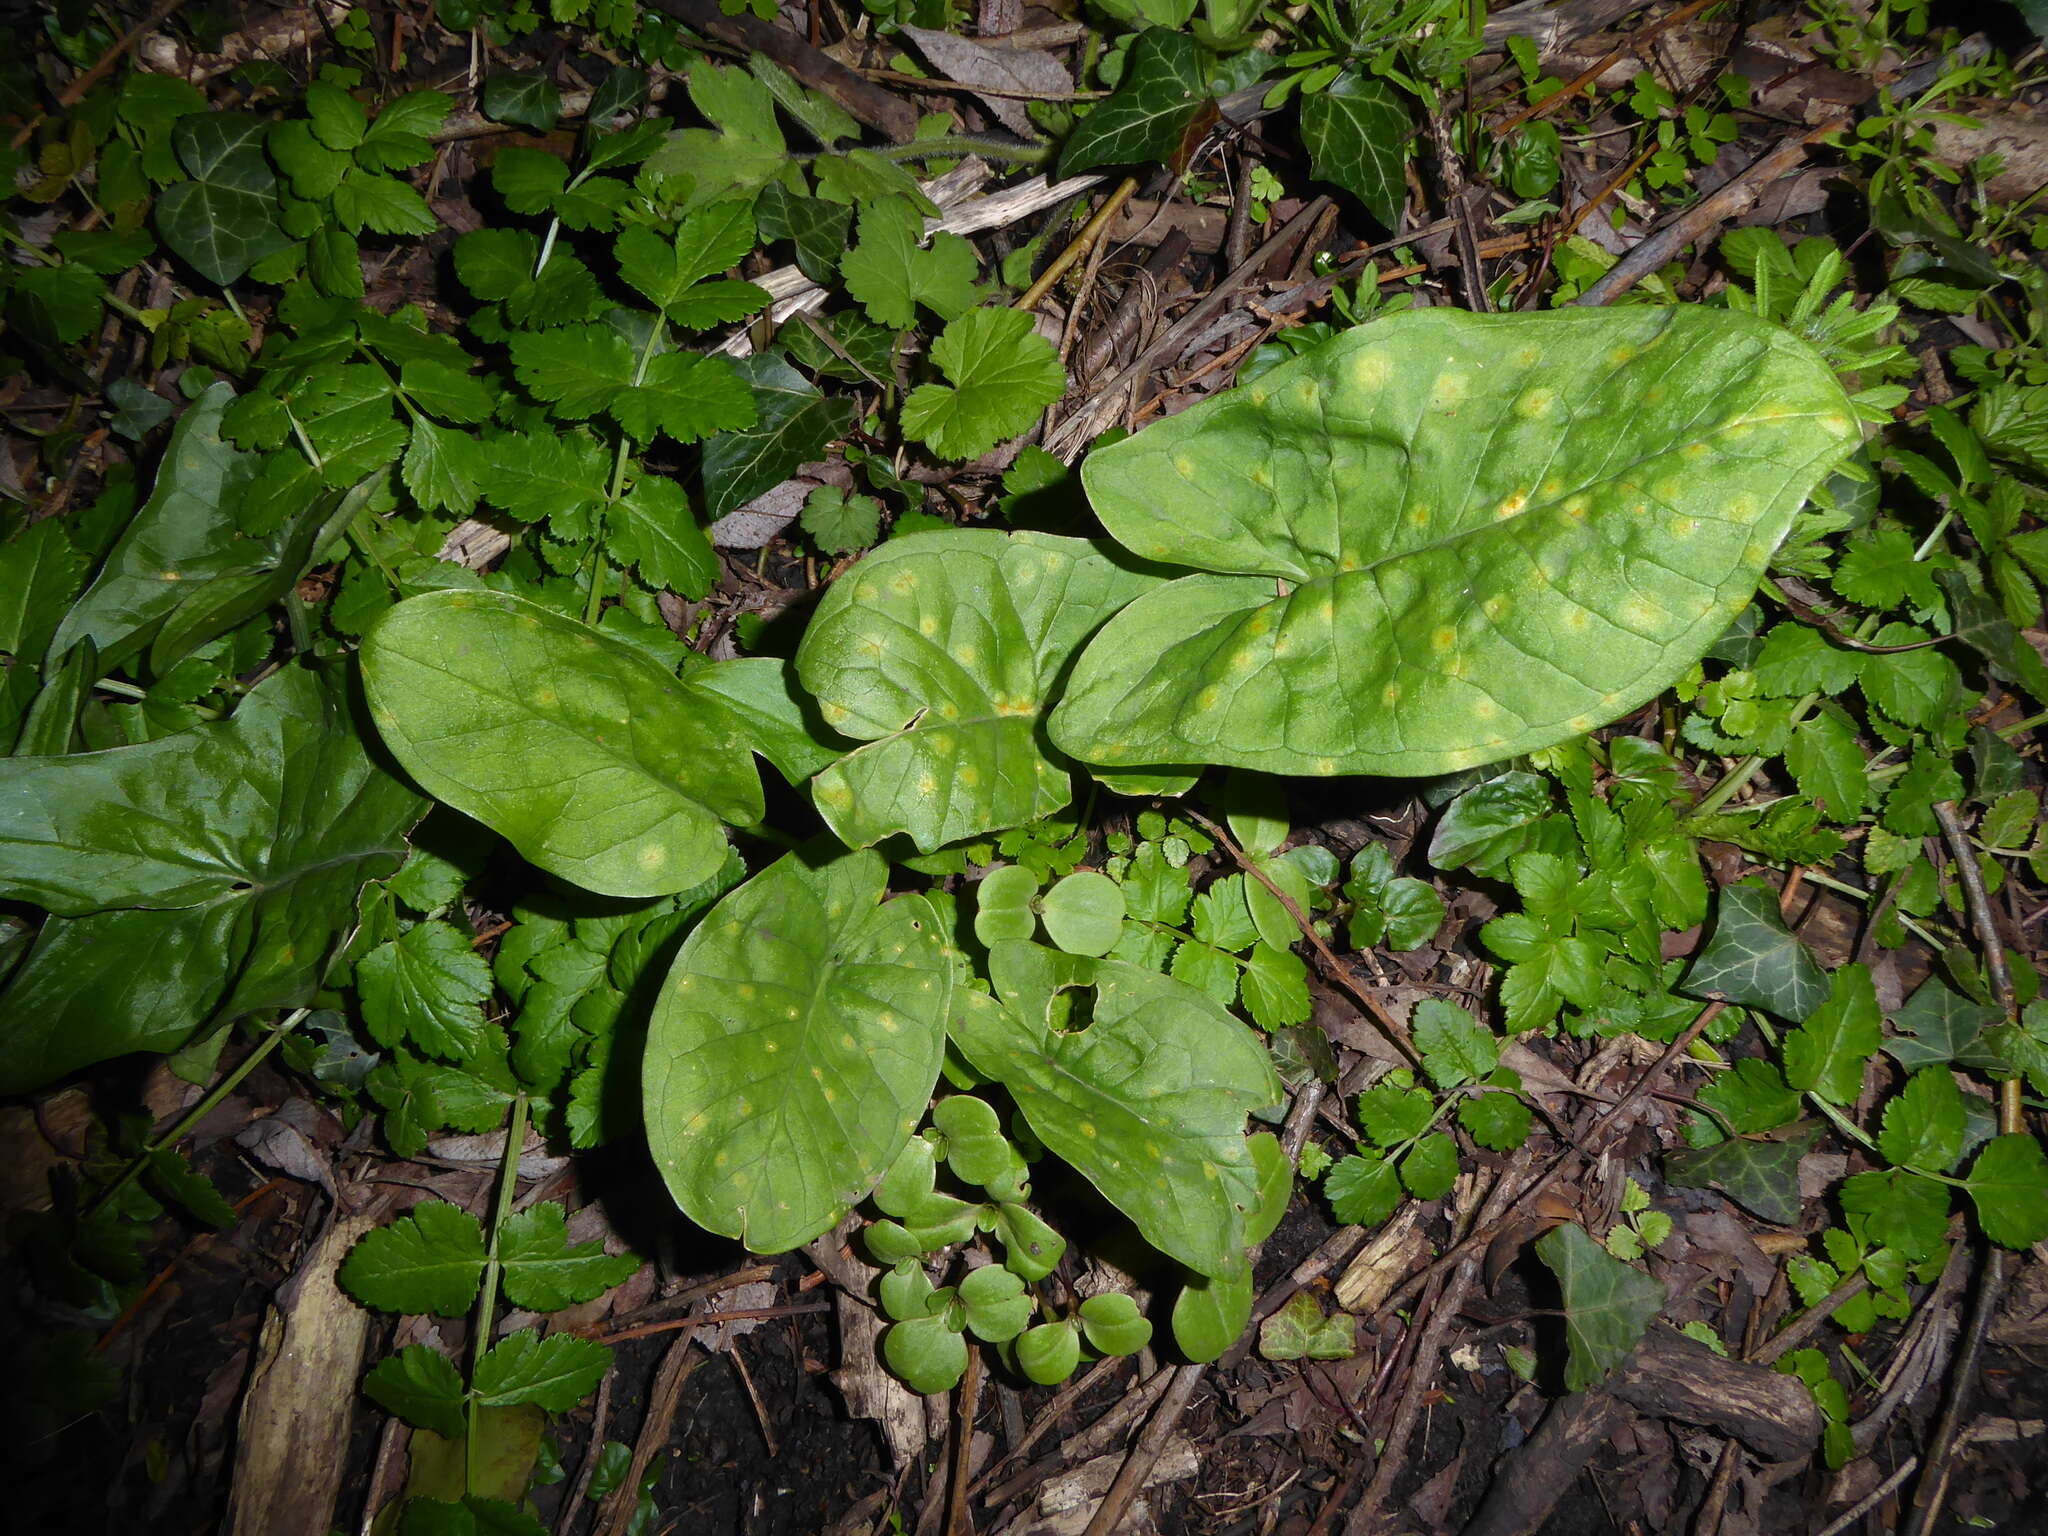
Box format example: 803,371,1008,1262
468,1091,531,1495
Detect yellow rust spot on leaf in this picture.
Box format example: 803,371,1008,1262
1516,387,1558,419
1431,372,1471,410
1197,685,1222,711
1431,627,1457,651
1351,350,1391,390
1562,609,1591,631
1494,488,1529,520
1483,596,1508,620
1669,515,1699,539
919,616,938,636
1316,757,1336,774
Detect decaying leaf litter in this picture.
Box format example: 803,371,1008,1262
4,2,2048,1535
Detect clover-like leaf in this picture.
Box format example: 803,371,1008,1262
950,945,1282,1279
643,846,952,1253
1681,880,1828,1021
1049,307,1858,775
1535,1221,1666,1391
363,591,766,899
797,530,1157,851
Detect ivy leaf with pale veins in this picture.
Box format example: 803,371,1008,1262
338,1200,488,1316
1682,881,1828,1021
358,920,493,1062
1886,975,1999,1069
1666,1129,1814,1226
1059,27,1210,179
901,307,1066,462
1050,307,1857,776
797,530,1157,850
1782,964,1881,1106
155,113,290,284
644,846,951,1253
838,194,982,330
1298,70,1408,228
362,590,765,899
481,73,562,132
497,1203,638,1310
1535,1221,1666,1391
700,355,855,521
472,1330,613,1411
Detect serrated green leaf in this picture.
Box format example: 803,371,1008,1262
1535,1221,1666,1390
358,920,492,1061
645,847,951,1252
339,1201,488,1315
1400,1131,1459,1199
1059,27,1209,179
362,590,765,898
1682,880,1828,1020
800,487,883,555
1879,1067,1967,1173
364,1345,469,1438
1783,964,1880,1105
839,195,982,330
1240,940,1310,1029
332,169,438,236
402,419,486,515
1965,1133,2048,1249
1048,308,1857,776
1859,625,1960,730
1459,1089,1532,1152
1841,1167,1951,1261
901,306,1066,462
477,429,610,527
1751,622,1863,696
605,472,718,597
508,324,630,420
797,530,1156,851
1414,998,1497,1089
497,1203,639,1310
952,946,1280,1278
1325,1151,1402,1225
472,1329,612,1411
611,350,757,446
1298,71,1408,228
1783,709,1867,820
1698,1057,1800,1133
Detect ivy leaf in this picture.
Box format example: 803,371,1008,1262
363,1345,468,1438
1535,1222,1666,1391
901,307,1066,461
496,1204,638,1310
339,1201,488,1316
1681,880,1828,1021
1059,27,1209,179
1965,1134,2048,1249
362,591,767,898
1413,997,1498,1089
1298,70,1408,228
1050,308,1856,776
1782,964,1881,1105
1886,975,1999,1069
606,473,718,597
1259,1292,1356,1361
955,944,1282,1279
798,530,1155,850
644,847,951,1253
481,74,562,132
472,1330,612,1411
1879,1067,1967,1173
1667,1130,1811,1226
838,195,982,330
700,355,854,521
155,113,291,284
358,920,493,1062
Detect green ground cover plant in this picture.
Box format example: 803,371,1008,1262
6,2,2048,1530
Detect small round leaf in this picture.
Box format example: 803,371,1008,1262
1015,1319,1082,1385
1039,871,1126,957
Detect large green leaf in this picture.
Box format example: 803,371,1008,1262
362,591,766,898
1535,1221,1666,1391
1049,307,1859,776
948,942,1283,1279
796,530,1158,850
0,663,422,1091
643,846,951,1252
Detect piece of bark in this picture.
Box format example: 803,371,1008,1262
1461,1391,1635,1536
225,1208,381,1536
1606,1322,1821,1461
